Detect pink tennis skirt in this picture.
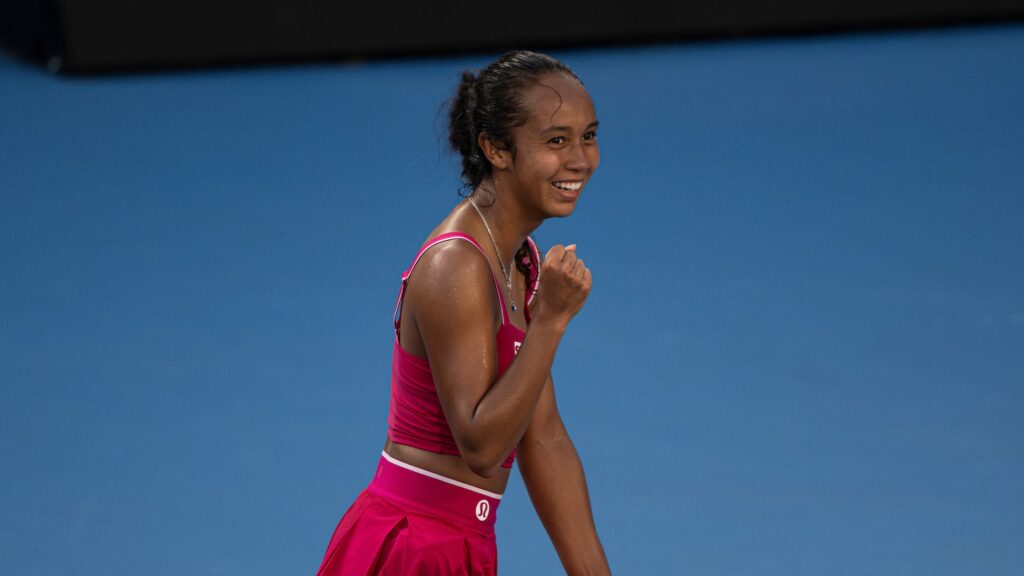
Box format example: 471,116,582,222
315,451,502,575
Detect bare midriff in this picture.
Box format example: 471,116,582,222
384,439,512,495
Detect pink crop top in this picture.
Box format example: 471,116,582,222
388,232,540,469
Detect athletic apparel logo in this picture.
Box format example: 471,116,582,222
475,499,490,521
514,341,522,354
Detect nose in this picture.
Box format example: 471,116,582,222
565,140,592,172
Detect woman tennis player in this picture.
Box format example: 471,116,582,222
316,50,610,575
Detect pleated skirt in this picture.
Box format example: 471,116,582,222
315,452,501,575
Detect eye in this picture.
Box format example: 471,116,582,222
583,131,598,141
548,136,566,145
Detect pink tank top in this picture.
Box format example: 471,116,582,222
388,232,540,469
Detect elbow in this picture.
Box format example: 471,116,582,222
463,452,504,478
467,461,501,479
460,444,508,479
517,429,575,471
454,419,512,478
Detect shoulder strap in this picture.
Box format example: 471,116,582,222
523,236,541,324
393,232,510,337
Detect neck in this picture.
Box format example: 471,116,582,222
468,178,539,263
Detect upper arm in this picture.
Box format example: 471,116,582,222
404,242,501,449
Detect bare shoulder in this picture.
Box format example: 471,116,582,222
404,237,498,326
409,239,489,290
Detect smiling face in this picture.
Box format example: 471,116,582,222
488,73,600,220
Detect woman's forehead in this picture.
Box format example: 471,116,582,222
520,74,596,128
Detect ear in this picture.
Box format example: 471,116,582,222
478,133,511,171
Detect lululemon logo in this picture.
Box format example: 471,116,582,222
514,341,522,354
475,499,490,522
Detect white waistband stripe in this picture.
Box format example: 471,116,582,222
381,451,503,500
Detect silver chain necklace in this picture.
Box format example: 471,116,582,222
468,198,518,312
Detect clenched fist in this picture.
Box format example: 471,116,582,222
529,244,592,330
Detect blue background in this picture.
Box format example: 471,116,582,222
2,23,1023,574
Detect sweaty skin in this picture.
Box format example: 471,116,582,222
387,72,610,574
388,232,587,492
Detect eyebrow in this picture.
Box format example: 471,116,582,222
539,121,600,135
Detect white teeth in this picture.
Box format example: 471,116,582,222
553,181,582,191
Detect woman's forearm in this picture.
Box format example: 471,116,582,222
519,432,610,575
456,319,566,474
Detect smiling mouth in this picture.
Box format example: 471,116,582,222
552,180,583,192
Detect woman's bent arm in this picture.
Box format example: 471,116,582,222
408,242,589,476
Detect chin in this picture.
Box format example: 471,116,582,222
543,185,585,218
546,199,579,219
